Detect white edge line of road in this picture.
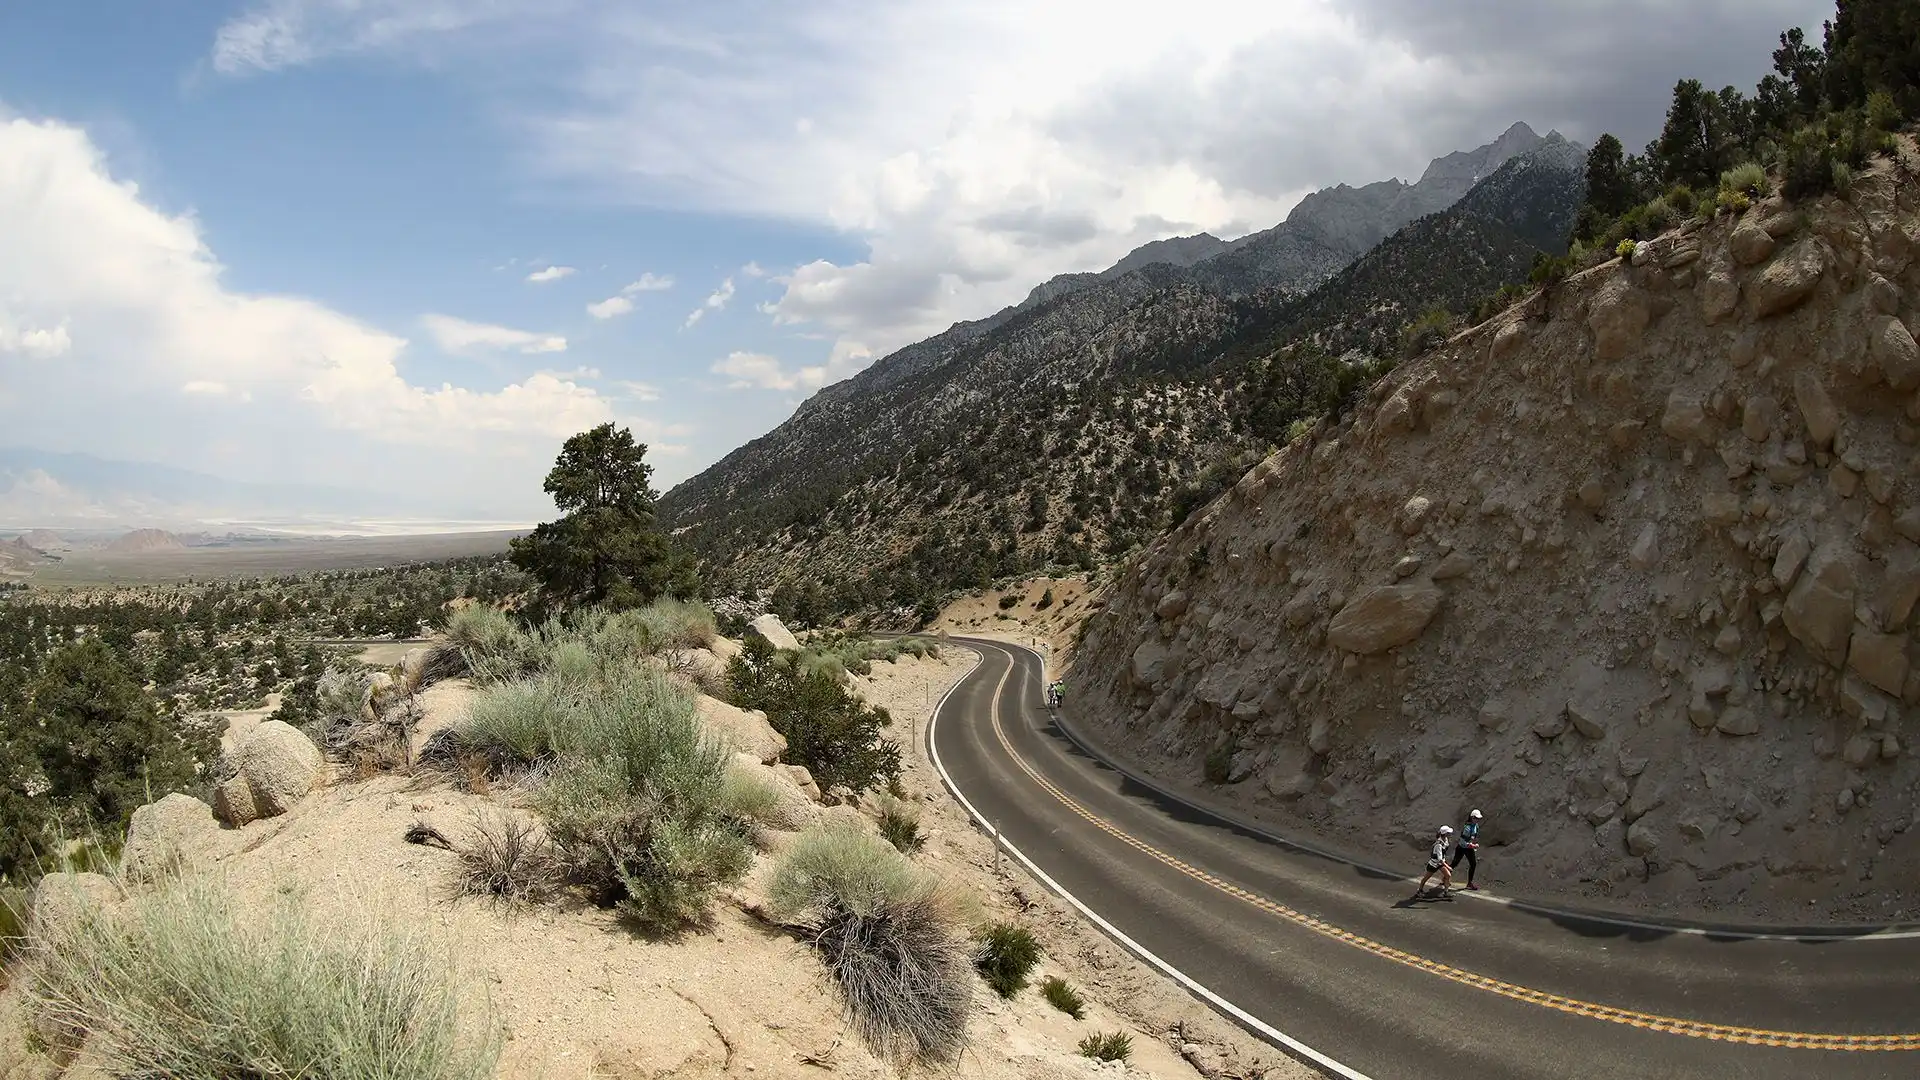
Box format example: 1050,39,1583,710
924,636,1376,1080
992,638,1920,946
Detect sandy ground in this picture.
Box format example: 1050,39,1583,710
3,637,1311,1080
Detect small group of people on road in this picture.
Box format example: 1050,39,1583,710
1412,809,1484,899
1044,680,1066,708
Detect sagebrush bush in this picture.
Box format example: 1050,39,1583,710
1041,976,1086,1020
1718,161,1768,199
877,796,924,854
1078,1032,1132,1062
531,668,759,934
770,827,973,1066
23,874,501,1079
974,921,1041,998
457,677,573,771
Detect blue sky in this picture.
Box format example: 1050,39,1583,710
0,0,1829,525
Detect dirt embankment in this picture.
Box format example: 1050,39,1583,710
1070,152,1920,926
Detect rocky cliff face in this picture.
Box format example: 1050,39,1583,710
1070,155,1920,923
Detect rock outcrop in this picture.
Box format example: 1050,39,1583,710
746,614,801,652
1070,162,1920,923
214,720,324,825
122,793,222,880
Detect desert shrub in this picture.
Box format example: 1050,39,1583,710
1078,1032,1133,1062
1041,976,1086,1020
22,874,501,1079
726,636,902,795
1283,418,1315,445
996,594,1020,610
445,606,538,684
877,796,924,854
532,669,758,934
1399,305,1452,358
457,677,573,772
1615,238,1638,260
1203,742,1235,786
416,641,470,688
974,921,1041,998
1034,588,1055,611
1718,161,1769,199
1663,183,1696,215
455,810,559,906
769,826,973,1066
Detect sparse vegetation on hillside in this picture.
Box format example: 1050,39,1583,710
1042,976,1087,1019
769,826,974,1066
22,874,502,1080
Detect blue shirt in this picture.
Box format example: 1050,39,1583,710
1460,820,1480,846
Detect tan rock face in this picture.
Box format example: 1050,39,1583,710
1729,222,1777,266
1589,277,1651,361
747,614,800,652
1782,543,1858,667
1325,583,1444,655
1070,171,1920,925
123,793,221,881
1748,239,1826,318
696,695,787,765
216,719,323,824
1871,315,1920,390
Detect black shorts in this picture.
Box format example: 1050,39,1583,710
1426,860,1442,872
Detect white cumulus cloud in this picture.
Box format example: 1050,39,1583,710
586,295,633,319
525,264,575,282
683,277,735,329
0,110,652,512
420,313,568,356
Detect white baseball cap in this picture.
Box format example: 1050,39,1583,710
1470,809,1483,819
1439,825,1454,835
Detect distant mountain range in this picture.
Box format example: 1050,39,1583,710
660,123,1586,617
0,447,500,531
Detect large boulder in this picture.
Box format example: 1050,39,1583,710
1870,315,1920,391
696,695,787,765
122,793,220,881
1747,239,1826,318
1729,222,1776,266
747,614,801,652
215,720,323,825
1326,583,1444,655
1588,278,1650,361
28,871,118,936
1782,543,1859,667
1130,640,1174,689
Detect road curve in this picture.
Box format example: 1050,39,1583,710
926,636,1920,1080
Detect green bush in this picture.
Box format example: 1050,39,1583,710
1718,161,1769,199
1078,1032,1133,1062
1615,238,1638,260
974,921,1041,998
996,594,1020,610
445,606,539,684
532,669,760,934
22,874,502,1080
769,827,973,1066
877,796,924,855
1664,183,1696,214
1041,976,1086,1020
1399,305,1452,358
726,636,902,795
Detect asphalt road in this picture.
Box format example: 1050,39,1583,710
926,636,1920,1080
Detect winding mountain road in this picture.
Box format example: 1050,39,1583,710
926,636,1920,1080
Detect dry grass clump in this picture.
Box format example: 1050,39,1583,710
21,873,501,1079
454,810,559,906
770,825,973,1067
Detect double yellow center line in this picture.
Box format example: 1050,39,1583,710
982,647,1920,1053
